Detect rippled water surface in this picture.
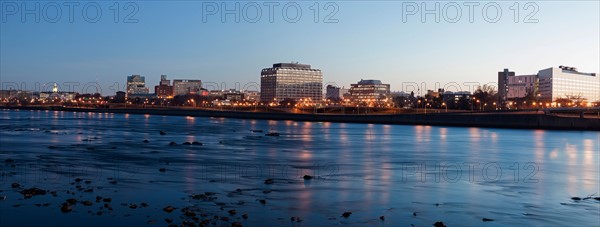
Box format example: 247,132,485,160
0,109,599,226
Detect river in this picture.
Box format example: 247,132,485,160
0,109,598,226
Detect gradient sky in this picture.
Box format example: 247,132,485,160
1,1,599,95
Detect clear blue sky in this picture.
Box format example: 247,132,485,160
1,1,598,95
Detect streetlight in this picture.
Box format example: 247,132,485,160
442,102,447,112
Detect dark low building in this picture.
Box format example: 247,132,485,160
326,85,341,100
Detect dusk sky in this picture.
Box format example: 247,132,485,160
1,1,598,95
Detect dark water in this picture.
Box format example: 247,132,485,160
0,109,598,226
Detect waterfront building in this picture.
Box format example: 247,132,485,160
173,79,202,96
326,85,341,100
498,69,538,101
498,69,515,103
260,63,323,102
0,90,20,99
243,91,260,102
209,89,245,101
0,90,38,100
442,91,472,102
349,79,391,103
114,91,126,103
498,66,599,102
127,75,149,95
39,83,76,100
426,89,442,98
155,75,174,98
538,66,599,102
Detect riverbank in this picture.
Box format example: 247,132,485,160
2,106,599,131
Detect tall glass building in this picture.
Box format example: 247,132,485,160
260,63,323,102
538,66,599,102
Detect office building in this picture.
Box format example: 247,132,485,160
173,79,202,96
155,75,174,98
127,75,149,95
498,69,538,101
325,85,341,100
538,66,599,102
498,69,515,102
442,91,472,102
243,91,260,102
499,66,599,102
349,79,391,103
260,63,323,102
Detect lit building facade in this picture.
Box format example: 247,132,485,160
498,69,538,101
173,79,202,96
500,66,599,103
349,79,390,103
538,66,599,102
442,91,472,102
40,83,76,100
260,63,323,102
127,75,149,95
155,75,173,98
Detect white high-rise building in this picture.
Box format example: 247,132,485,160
538,66,599,102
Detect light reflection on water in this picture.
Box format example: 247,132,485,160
0,109,598,226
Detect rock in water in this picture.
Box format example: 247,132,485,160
342,212,352,218
20,187,46,198
60,205,72,213
163,206,176,213
66,198,77,205
433,221,446,227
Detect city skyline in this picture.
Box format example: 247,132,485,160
1,1,598,95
